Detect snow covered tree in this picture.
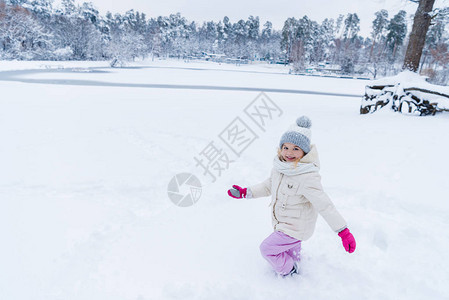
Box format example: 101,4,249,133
222,16,232,40
343,13,360,40
318,18,336,61
51,1,103,60
103,10,148,63
154,13,192,57
79,2,98,25
146,17,162,58
295,16,316,54
5,0,27,6
259,21,273,60
197,20,217,52
255,21,281,62
421,7,449,84
245,15,259,59
335,14,344,38
261,21,272,41
333,13,361,74
26,0,53,21
372,10,389,42
370,9,389,60
232,19,248,55
246,16,259,40
366,10,390,78
0,0,53,59
59,0,75,15
169,13,191,57
281,17,297,62
215,20,224,46
386,10,407,61
108,27,145,65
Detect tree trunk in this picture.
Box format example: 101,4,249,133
369,40,375,61
403,0,435,72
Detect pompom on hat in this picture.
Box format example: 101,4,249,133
279,116,312,153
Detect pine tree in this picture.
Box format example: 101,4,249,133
261,21,272,41
343,13,360,40
281,17,297,62
370,9,389,60
386,10,407,61
315,18,335,63
246,15,259,40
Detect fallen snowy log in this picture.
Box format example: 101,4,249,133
361,71,449,116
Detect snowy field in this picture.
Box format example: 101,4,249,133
1,59,448,300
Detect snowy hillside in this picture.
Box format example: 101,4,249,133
1,59,448,300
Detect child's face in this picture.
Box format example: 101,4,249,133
280,143,305,162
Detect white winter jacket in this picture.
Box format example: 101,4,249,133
248,145,347,241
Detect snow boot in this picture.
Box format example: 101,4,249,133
283,262,299,277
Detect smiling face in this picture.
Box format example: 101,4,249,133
280,142,305,162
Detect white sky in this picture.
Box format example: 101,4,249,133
63,0,448,37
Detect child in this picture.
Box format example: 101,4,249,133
227,116,356,276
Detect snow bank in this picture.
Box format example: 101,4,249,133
370,71,449,94
0,60,109,72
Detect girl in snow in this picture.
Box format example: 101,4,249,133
227,116,356,276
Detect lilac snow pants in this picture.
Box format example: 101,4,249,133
259,231,302,275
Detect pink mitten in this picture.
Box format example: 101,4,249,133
227,185,247,199
338,228,356,253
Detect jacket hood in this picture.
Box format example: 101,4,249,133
300,144,320,168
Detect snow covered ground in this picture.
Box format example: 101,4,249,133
1,59,448,300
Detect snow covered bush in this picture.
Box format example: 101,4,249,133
53,47,73,60
361,71,449,116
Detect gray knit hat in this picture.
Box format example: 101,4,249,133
279,116,312,153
